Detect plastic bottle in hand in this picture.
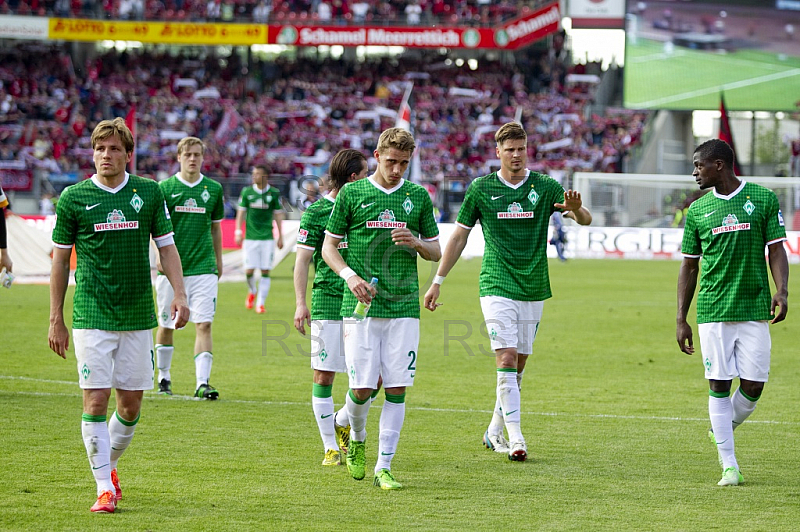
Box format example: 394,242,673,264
352,277,379,321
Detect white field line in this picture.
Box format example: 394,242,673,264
2,375,798,426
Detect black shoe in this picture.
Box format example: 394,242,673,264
158,379,173,396
194,383,219,400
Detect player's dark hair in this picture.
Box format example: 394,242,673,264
694,139,734,169
328,149,367,192
254,164,270,176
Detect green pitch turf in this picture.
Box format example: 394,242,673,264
624,38,800,111
1,258,799,531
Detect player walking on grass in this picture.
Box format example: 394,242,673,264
677,139,789,487
424,122,592,461
155,137,225,400
48,118,190,513
294,149,370,467
235,165,284,314
322,128,441,489
0,183,12,275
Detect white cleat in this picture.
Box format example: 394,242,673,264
508,440,528,462
483,430,510,453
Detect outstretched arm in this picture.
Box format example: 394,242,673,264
676,257,700,354
767,241,789,324
555,190,592,226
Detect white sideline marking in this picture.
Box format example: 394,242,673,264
2,375,798,426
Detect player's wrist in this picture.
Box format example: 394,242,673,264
433,275,446,285
234,229,243,236
339,267,356,281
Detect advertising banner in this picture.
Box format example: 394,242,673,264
48,19,267,45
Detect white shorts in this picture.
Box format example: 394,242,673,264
343,317,419,389
698,321,771,382
479,296,544,354
243,239,275,271
156,274,218,328
73,329,154,390
310,319,347,373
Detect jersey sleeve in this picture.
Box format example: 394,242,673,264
681,208,701,257
326,187,350,239
51,187,77,247
211,183,225,222
765,192,787,245
151,185,174,239
418,189,439,241
297,206,321,250
456,179,480,229
271,191,284,213
237,189,249,209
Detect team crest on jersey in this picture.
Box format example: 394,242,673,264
712,213,750,235
130,193,143,213
201,189,210,203
743,200,755,215
297,228,309,243
528,189,539,205
402,197,414,214
367,209,407,229
94,209,139,232
175,198,206,213
498,202,533,219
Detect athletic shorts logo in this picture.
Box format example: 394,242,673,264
498,202,533,219
175,198,206,213
367,209,407,229
95,209,139,232
712,213,749,235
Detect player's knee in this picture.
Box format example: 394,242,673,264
313,370,335,386
196,322,212,335
261,270,271,277
739,379,764,399
351,388,373,402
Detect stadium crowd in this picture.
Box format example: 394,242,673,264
1,0,548,25
0,41,645,209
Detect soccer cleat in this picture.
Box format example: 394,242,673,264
157,378,172,396
335,423,350,454
346,440,366,480
708,428,723,469
718,467,744,486
508,440,528,462
255,305,266,314
373,469,402,490
90,490,117,513
111,468,122,502
483,430,510,453
322,449,341,466
245,292,255,309
195,383,219,400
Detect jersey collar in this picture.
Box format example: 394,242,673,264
253,184,271,194
176,173,205,188
496,169,530,190
91,172,129,193
323,193,335,203
368,175,404,194
713,180,746,200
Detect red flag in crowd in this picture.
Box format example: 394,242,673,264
718,94,742,176
125,106,137,175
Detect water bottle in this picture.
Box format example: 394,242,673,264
352,277,379,321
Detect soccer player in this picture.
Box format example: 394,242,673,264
154,137,225,399
48,118,190,513
677,138,789,487
294,149,369,466
235,165,284,314
322,128,441,490
424,121,592,461
0,183,12,275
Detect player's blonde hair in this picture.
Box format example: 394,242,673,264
495,122,527,147
376,128,416,155
91,117,134,154
177,136,206,156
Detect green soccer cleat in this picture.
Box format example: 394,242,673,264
346,440,366,480
335,423,350,455
322,449,341,466
158,378,172,396
718,467,744,486
373,468,402,490
195,383,219,400
708,428,723,469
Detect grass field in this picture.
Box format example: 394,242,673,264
1,258,799,531
623,38,800,111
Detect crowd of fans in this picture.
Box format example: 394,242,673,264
0,39,646,214
1,0,548,25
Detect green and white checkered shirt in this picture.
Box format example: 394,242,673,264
52,174,174,330
456,170,566,301
681,181,787,323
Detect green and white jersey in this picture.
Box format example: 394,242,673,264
237,184,283,240
457,170,566,301
159,174,224,277
52,174,174,331
326,177,439,319
681,181,786,324
297,194,347,321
